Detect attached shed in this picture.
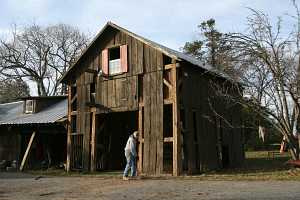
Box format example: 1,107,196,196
0,96,67,170
60,22,244,176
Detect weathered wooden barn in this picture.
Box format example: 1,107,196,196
60,22,244,176
0,96,67,171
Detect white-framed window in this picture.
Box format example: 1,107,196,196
101,45,127,76
108,47,121,75
25,100,34,113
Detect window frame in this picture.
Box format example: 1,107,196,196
101,44,128,77
108,46,122,76
25,100,34,114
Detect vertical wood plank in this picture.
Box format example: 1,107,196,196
20,131,36,171
120,45,128,73
102,80,108,107
156,71,164,174
172,62,181,176
131,38,138,75
144,44,150,73
137,40,144,74
66,85,72,172
83,111,91,171
90,112,96,172
137,108,143,174
149,72,157,174
143,73,151,174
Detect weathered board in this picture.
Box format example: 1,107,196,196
180,63,244,174
142,71,163,175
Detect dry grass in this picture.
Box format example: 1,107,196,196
192,151,300,181
28,151,300,181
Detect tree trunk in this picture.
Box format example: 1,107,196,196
37,80,47,96
61,83,67,95
298,136,300,159
282,131,298,160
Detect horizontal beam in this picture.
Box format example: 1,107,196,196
71,111,77,115
164,137,173,143
85,69,98,74
164,99,173,105
164,63,180,70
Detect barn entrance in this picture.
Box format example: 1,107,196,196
95,111,138,171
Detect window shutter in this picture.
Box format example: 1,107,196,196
120,45,128,73
101,49,108,75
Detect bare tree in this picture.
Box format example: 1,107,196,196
0,24,88,96
223,6,300,160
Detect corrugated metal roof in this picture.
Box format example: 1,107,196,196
0,99,67,125
60,22,235,83
0,101,23,122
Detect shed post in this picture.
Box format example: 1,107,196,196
66,85,72,172
90,108,97,172
171,60,181,176
137,107,143,174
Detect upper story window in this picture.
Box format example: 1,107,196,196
101,45,128,76
25,100,34,113
109,47,121,75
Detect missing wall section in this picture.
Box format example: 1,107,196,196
163,104,173,138
163,143,173,173
192,111,200,170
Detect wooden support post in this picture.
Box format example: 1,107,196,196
66,85,72,172
19,131,36,171
172,61,181,176
90,110,97,172
137,107,143,174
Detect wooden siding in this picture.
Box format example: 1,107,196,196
66,26,244,174
181,63,244,174
142,71,163,175
69,28,165,171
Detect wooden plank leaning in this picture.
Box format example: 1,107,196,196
20,131,36,171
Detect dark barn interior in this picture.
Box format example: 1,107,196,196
96,111,138,171
21,128,67,169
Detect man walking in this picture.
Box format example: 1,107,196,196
123,131,138,180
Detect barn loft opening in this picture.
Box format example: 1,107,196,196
96,111,138,171
108,47,121,75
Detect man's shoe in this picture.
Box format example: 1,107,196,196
123,176,129,181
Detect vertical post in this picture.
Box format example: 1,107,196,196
66,85,72,172
20,131,36,171
172,61,181,176
137,107,143,174
90,109,97,172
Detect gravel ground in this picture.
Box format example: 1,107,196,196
1,172,300,200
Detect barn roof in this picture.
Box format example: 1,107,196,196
60,22,234,83
0,99,67,125
0,101,23,122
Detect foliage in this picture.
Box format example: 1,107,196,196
0,78,30,103
183,19,237,77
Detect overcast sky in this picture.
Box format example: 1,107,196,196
0,0,297,95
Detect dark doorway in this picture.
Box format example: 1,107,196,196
222,145,230,168
96,111,138,171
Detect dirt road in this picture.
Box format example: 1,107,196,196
1,172,300,200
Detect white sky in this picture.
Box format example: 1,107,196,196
0,0,297,95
